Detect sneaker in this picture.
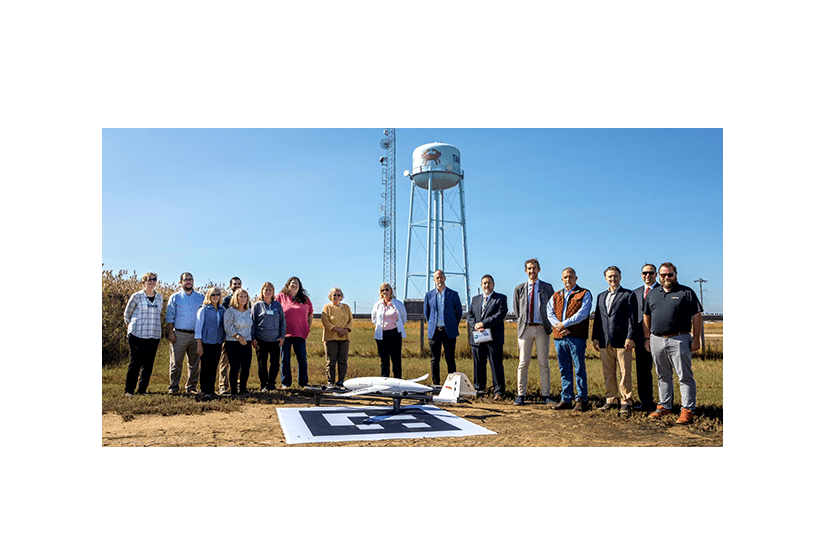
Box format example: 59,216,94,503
124,392,133,397
219,389,229,395
648,405,672,419
261,387,268,393
599,401,619,412
167,388,178,394
514,396,525,406
619,404,631,416
675,408,694,424
280,384,290,390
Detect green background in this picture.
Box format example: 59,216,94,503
8,2,821,533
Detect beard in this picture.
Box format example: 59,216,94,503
662,279,674,290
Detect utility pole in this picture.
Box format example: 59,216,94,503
694,278,707,351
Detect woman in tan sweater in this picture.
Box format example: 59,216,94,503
321,287,354,387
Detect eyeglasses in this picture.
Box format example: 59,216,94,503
332,294,342,297
381,289,391,293
146,277,157,282
659,272,676,278
642,271,656,276
182,278,193,282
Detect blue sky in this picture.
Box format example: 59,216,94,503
103,128,722,312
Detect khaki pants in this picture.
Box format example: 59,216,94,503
169,331,200,392
218,346,230,393
600,345,633,404
324,340,349,384
516,325,552,397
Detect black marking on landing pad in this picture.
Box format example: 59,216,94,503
298,407,461,437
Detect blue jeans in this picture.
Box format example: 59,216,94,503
555,337,588,403
280,337,308,387
650,334,696,411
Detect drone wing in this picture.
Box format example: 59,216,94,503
410,374,429,383
334,385,387,398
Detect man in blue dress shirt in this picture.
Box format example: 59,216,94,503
423,270,464,385
166,272,205,394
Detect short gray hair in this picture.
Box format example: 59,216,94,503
329,287,344,301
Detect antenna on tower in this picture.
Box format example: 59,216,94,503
379,129,397,292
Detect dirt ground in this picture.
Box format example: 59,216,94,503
102,393,722,447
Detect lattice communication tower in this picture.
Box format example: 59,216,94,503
379,129,397,292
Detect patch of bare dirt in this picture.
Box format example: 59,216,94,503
102,395,722,447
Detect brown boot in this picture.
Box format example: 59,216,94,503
648,405,672,419
675,408,694,424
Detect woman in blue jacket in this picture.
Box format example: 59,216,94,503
195,287,225,398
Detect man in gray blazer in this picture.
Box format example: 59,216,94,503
592,266,638,415
512,258,555,405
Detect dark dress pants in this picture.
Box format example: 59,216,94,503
428,328,457,384
635,334,655,406
472,342,505,395
125,334,160,395
199,342,222,395
376,328,403,378
255,338,280,390
225,340,252,394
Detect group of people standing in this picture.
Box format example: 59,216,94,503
123,260,704,423
123,273,349,398
425,259,703,424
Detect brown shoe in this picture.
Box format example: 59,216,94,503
493,394,504,402
573,399,588,412
551,400,572,410
675,408,694,424
648,405,672,419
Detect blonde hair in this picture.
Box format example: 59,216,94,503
203,287,222,306
378,282,394,299
329,287,344,301
141,272,158,283
229,289,251,310
259,282,276,301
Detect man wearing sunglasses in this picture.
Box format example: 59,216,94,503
642,262,703,424
632,264,660,411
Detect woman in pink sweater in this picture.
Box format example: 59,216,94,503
274,277,313,387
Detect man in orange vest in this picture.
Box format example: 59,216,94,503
547,267,593,412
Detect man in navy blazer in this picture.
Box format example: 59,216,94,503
423,270,464,385
592,266,638,415
632,264,660,411
466,274,508,400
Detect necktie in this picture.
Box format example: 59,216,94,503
528,283,534,322
482,295,488,314
644,286,650,299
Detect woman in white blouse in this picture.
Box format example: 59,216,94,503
370,282,407,378
223,288,254,395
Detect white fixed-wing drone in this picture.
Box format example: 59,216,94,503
307,372,477,414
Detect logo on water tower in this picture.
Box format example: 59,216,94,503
421,148,442,165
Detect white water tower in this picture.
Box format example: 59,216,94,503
403,142,471,307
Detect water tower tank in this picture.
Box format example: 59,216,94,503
410,142,462,190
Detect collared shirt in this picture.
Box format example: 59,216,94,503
166,289,205,330
195,304,225,345
547,285,593,327
435,287,446,327
123,290,163,339
605,286,620,314
643,283,703,335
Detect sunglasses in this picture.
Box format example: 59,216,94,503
642,271,656,276
659,272,676,278
332,294,342,297
381,289,391,293
146,277,157,282
211,294,221,297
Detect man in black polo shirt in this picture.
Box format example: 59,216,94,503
642,262,703,424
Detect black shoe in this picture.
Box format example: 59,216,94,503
542,396,554,405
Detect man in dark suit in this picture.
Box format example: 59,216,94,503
632,264,659,410
592,266,638,416
423,270,464,385
512,258,555,406
467,274,508,401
